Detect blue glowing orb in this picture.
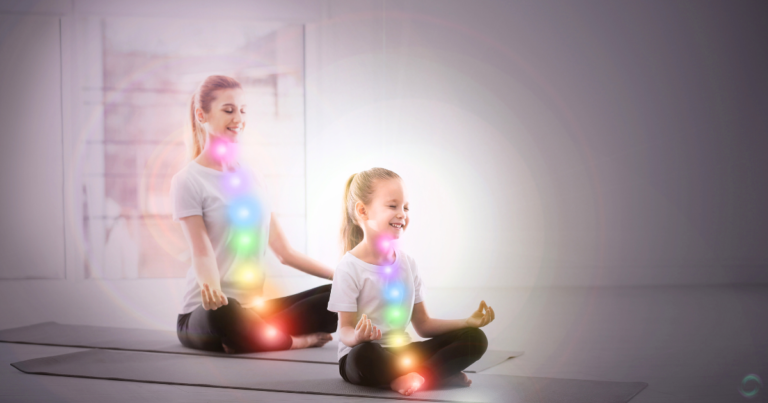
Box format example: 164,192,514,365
228,195,261,227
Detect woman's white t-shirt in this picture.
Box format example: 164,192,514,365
327,249,425,360
170,161,271,314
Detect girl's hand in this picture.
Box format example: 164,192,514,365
354,314,382,343
465,300,495,328
201,283,228,310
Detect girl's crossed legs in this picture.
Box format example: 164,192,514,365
339,327,488,388
177,284,337,352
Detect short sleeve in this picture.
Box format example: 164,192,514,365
327,264,360,312
410,257,425,304
170,173,203,222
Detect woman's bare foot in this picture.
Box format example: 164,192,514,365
290,332,333,349
390,372,425,396
441,372,472,388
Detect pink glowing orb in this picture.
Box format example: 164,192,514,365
266,327,277,337
376,234,395,253
209,137,239,164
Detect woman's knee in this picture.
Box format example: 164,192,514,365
201,299,241,327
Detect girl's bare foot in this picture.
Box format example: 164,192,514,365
441,372,472,388
222,343,237,354
290,332,333,349
390,372,424,396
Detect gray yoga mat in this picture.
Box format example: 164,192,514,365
12,349,647,403
0,322,522,373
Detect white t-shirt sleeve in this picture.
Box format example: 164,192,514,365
411,256,426,304
170,173,203,222
328,263,360,312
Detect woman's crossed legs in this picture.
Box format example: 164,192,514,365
177,284,337,352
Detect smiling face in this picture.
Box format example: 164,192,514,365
196,88,247,144
356,178,410,242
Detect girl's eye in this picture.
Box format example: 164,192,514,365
225,110,233,113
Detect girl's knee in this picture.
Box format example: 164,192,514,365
463,327,488,355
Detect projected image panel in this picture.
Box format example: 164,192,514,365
80,18,305,279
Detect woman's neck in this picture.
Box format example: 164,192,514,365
351,234,396,266
195,150,234,172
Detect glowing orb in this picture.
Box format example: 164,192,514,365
228,195,261,227
231,230,260,255
254,297,265,309
402,357,411,367
384,283,405,302
242,270,256,282
209,138,238,164
386,306,405,325
394,336,404,345
235,262,260,284
740,374,762,398
376,234,395,253
221,170,252,196
266,327,277,337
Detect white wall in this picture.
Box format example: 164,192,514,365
1,0,767,332
305,0,768,287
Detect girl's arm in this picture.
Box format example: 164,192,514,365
339,312,382,347
410,301,495,338
268,213,335,280
179,215,228,310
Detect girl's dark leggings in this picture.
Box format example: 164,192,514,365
176,284,337,352
339,327,488,387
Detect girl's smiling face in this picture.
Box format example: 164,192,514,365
197,88,247,143
357,178,410,240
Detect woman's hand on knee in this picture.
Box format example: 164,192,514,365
465,300,495,328
201,283,228,310
354,314,382,343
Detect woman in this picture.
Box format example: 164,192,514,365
171,75,336,353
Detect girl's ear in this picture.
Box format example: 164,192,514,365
195,107,206,124
355,201,367,222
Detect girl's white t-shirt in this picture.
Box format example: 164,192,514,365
327,249,425,360
170,161,271,314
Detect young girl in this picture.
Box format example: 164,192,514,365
328,167,495,396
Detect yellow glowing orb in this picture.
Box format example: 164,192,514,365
402,357,411,366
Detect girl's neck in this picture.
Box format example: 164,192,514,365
351,235,396,266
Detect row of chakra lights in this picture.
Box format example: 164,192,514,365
378,236,409,347
212,138,263,293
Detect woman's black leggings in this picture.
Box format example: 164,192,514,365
339,327,488,387
176,284,337,352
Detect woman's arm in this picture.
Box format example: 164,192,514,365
179,215,227,310
268,213,335,280
339,312,381,347
410,301,495,338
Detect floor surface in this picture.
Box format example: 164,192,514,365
2,285,767,402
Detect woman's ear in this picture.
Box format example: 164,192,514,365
355,201,367,222
195,107,206,124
